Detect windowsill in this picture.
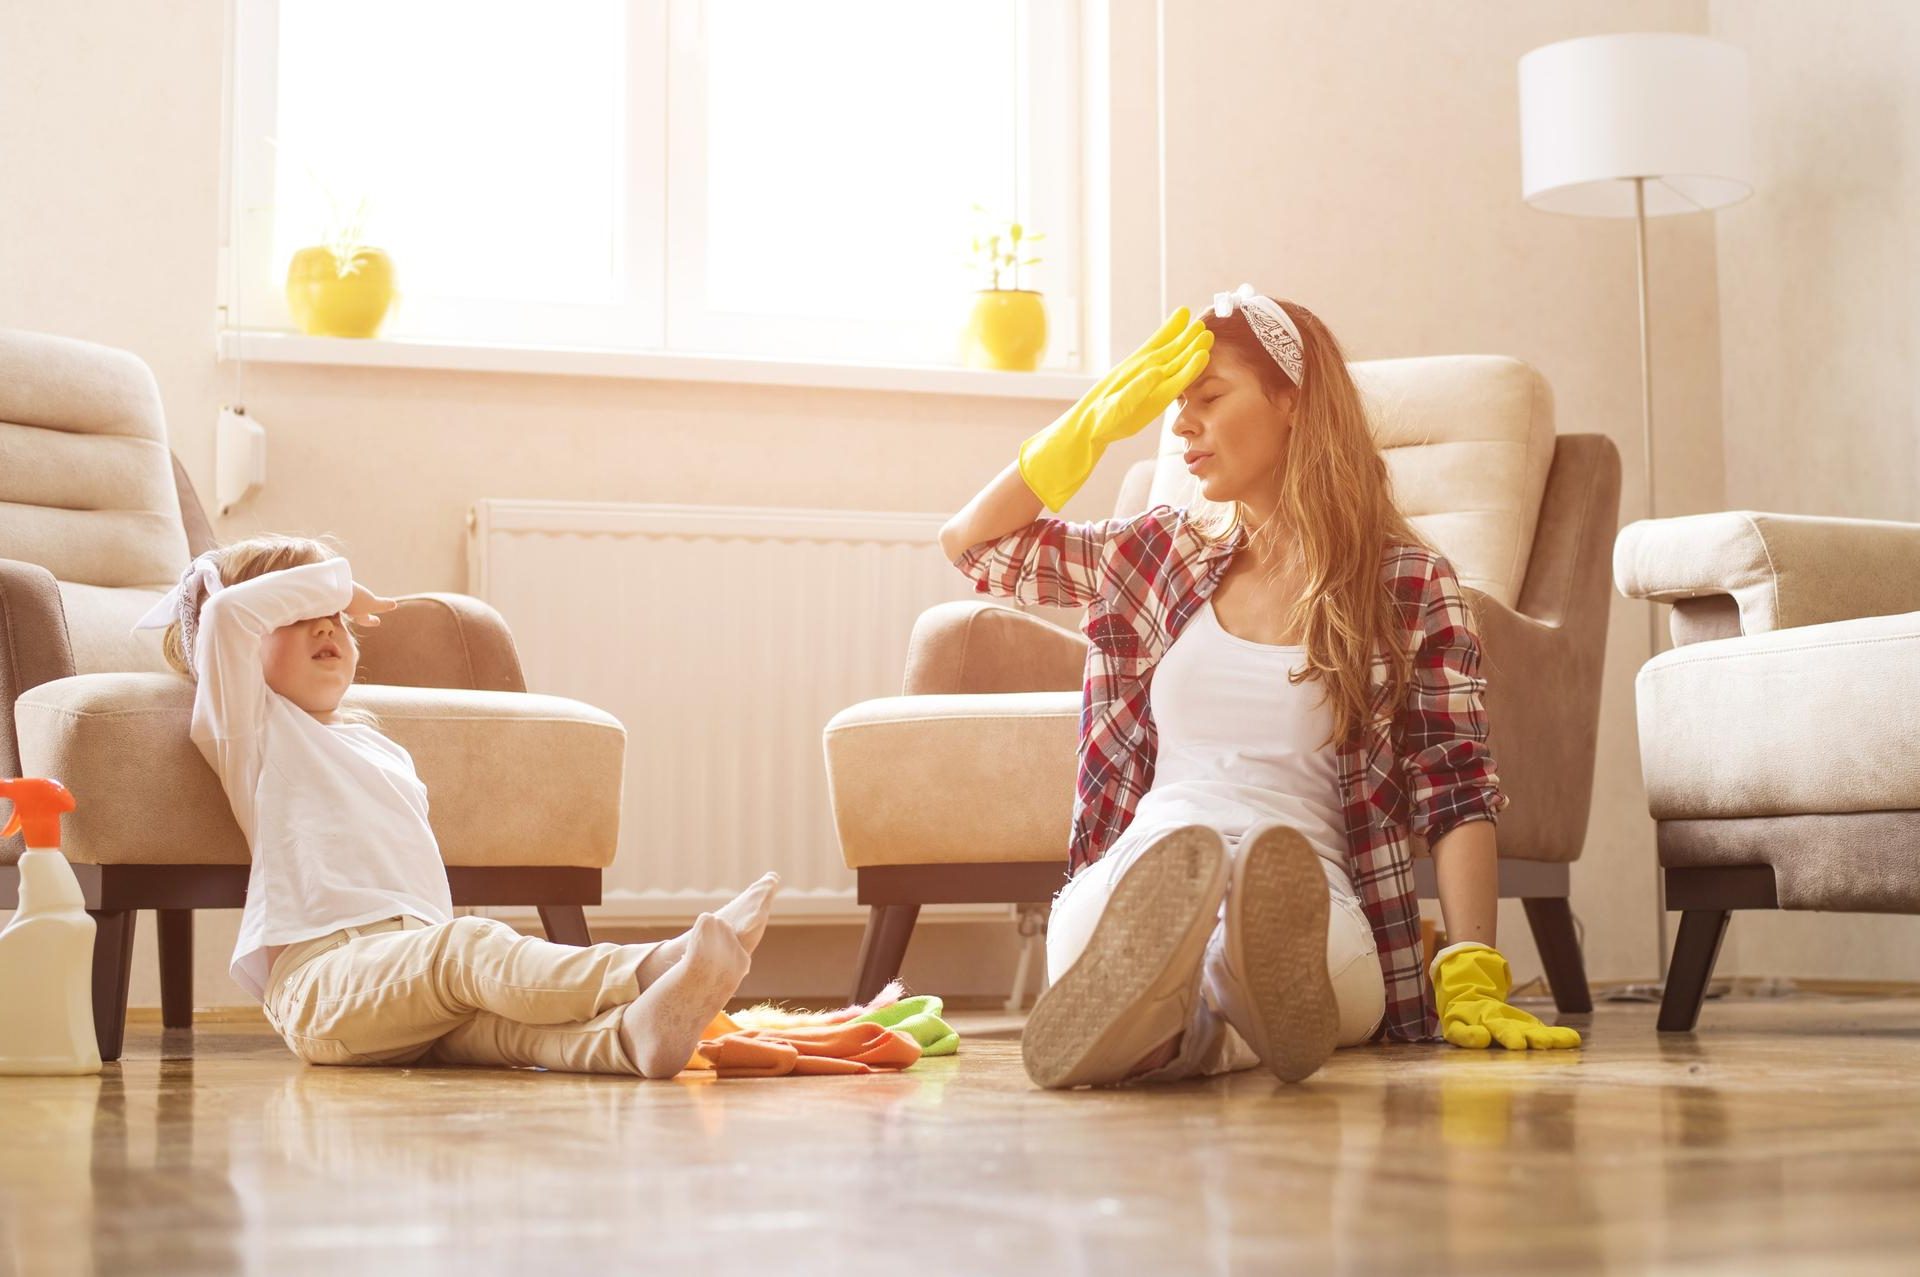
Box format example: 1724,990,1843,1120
215,330,1094,400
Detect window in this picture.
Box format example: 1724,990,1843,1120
227,0,1082,368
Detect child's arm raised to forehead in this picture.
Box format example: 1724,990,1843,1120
190,559,355,790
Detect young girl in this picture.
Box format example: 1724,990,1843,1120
133,535,779,1077
940,287,1581,1090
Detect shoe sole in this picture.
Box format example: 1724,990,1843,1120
1228,825,1339,1083
1021,826,1228,1090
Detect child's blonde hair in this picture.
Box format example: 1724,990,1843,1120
164,533,376,726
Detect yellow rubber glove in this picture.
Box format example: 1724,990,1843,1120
1429,941,1582,1050
1016,307,1213,512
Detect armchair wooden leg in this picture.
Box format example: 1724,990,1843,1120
537,905,593,947
1658,909,1731,1033
852,903,920,1004
88,909,138,1063
1521,896,1593,1014
158,909,195,1029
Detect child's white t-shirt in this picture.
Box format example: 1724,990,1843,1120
191,558,454,1000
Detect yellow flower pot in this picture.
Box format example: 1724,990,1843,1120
962,288,1048,371
285,246,396,338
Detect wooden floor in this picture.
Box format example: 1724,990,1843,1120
1,994,1917,1275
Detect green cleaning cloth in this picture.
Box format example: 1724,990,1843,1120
853,994,959,1056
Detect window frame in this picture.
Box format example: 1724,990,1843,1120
223,0,1081,370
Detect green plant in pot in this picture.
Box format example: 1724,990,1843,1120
284,190,396,339
961,204,1047,371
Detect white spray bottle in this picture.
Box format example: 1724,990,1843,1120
0,777,101,1075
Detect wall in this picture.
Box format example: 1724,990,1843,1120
1708,0,1920,981
1,0,1743,1009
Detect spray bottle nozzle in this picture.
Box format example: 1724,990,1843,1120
0,778,76,850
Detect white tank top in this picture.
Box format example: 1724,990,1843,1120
1131,596,1351,877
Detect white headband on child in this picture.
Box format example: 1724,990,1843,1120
1212,282,1305,386
132,551,224,667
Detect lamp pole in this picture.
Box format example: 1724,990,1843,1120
1518,32,1754,1005
1629,173,1673,998
1635,176,1666,975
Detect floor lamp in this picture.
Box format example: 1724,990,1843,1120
1518,33,1754,995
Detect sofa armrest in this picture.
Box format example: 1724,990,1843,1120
1614,512,1920,644
1,559,77,860
823,692,1079,868
354,592,526,694
170,451,218,558
1463,582,1607,864
0,559,76,770
902,600,1088,696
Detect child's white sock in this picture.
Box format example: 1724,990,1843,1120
715,871,781,954
632,872,781,990
619,913,749,1079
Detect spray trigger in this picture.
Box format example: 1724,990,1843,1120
0,778,77,849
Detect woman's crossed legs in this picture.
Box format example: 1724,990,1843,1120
1034,820,1385,1087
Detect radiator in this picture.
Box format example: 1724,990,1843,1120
466,499,1005,927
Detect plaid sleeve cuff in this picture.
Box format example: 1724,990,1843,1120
1419,784,1507,846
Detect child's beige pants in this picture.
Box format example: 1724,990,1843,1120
262,915,655,1074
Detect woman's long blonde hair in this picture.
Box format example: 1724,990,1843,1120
1186,297,1435,749
163,533,375,726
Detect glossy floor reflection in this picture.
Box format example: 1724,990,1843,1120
1,995,1917,1275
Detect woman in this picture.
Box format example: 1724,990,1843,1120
939,287,1579,1090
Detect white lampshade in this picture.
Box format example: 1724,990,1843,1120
1519,33,1753,218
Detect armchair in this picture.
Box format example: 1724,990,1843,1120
0,329,625,1060
826,355,1621,1009
1615,511,1920,1029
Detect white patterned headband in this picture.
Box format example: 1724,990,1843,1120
131,551,225,668
1212,283,1305,386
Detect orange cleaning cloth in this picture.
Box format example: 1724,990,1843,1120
693,1021,922,1078
686,1012,742,1073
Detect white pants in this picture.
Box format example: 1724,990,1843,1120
1045,815,1387,1080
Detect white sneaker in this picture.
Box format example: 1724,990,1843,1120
1224,824,1338,1083
1021,825,1229,1090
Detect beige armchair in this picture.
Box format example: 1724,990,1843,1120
0,329,626,1060
826,355,1620,1007
1614,511,1920,1030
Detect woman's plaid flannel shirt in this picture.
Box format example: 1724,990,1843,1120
953,504,1509,1043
